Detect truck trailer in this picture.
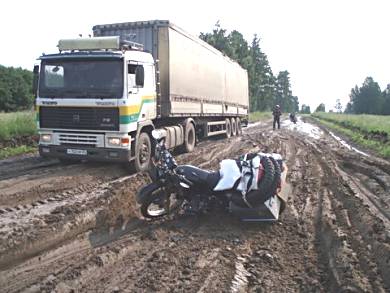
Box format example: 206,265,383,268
34,20,249,171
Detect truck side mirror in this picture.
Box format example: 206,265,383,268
32,65,39,98
135,65,144,87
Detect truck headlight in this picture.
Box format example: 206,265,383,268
108,137,130,147
40,134,52,142
108,137,121,146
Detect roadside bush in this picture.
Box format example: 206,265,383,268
0,65,34,112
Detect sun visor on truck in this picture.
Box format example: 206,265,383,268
58,36,120,51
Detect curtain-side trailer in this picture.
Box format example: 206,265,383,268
34,20,249,171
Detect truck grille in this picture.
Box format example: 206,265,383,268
40,107,119,131
59,134,99,146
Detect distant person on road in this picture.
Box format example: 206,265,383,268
289,112,297,124
273,104,282,130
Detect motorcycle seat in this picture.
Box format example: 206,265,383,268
176,165,220,190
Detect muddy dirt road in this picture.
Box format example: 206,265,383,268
0,119,389,292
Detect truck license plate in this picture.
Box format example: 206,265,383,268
66,149,87,155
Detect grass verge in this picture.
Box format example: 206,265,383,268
311,114,390,158
0,111,37,159
0,111,37,140
312,112,390,136
249,112,272,122
0,145,36,160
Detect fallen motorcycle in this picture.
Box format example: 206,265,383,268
136,129,288,221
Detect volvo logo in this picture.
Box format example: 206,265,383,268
96,101,115,106
42,101,58,105
72,114,80,123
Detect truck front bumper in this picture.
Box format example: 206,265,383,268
39,145,131,162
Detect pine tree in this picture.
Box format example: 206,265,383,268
200,24,299,113
315,103,326,112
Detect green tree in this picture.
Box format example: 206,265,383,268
344,102,353,114
0,65,33,112
199,21,232,57
248,35,276,112
300,104,311,114
200,23,298,113
315,103,326,112
381,84,390,115
274,71,298,113
348,77,383,114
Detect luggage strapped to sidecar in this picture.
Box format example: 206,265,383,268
230,152,287,221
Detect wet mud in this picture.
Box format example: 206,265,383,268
0,119,389,292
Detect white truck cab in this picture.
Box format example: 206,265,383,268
36,36,158,170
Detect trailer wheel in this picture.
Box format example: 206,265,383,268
183,122,196,153
225,118,231,138
231,118,237,136
135,132,152,172
236,118,242,135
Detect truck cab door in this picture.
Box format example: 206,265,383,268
127,62,156,121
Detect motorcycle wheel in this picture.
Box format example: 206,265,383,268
231,156,275,207
137,182,183,219
247,156,276,206
268,157,281,198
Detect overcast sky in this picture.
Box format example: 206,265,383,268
1,0,389,111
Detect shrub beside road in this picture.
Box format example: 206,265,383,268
0,111,37,159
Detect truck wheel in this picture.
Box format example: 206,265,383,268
231,118,237,136
225,118,231,138
236,118,242,135
135,132,152,172
184,122,196,153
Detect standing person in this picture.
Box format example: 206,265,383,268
272,104,282,130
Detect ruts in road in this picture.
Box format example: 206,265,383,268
0,118,389,292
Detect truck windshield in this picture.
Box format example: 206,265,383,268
39,59,123,99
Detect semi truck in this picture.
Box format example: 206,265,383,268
33,20,249,171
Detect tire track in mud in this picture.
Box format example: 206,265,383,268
0,128,259,291
340,161,390,221
0,155,60,181
0,124,272,290
243,127,390,292
1,121,390,292
0,172,147,271
300,132,390,291
0,181,103,214
0,125,320,291
0,161,129,208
